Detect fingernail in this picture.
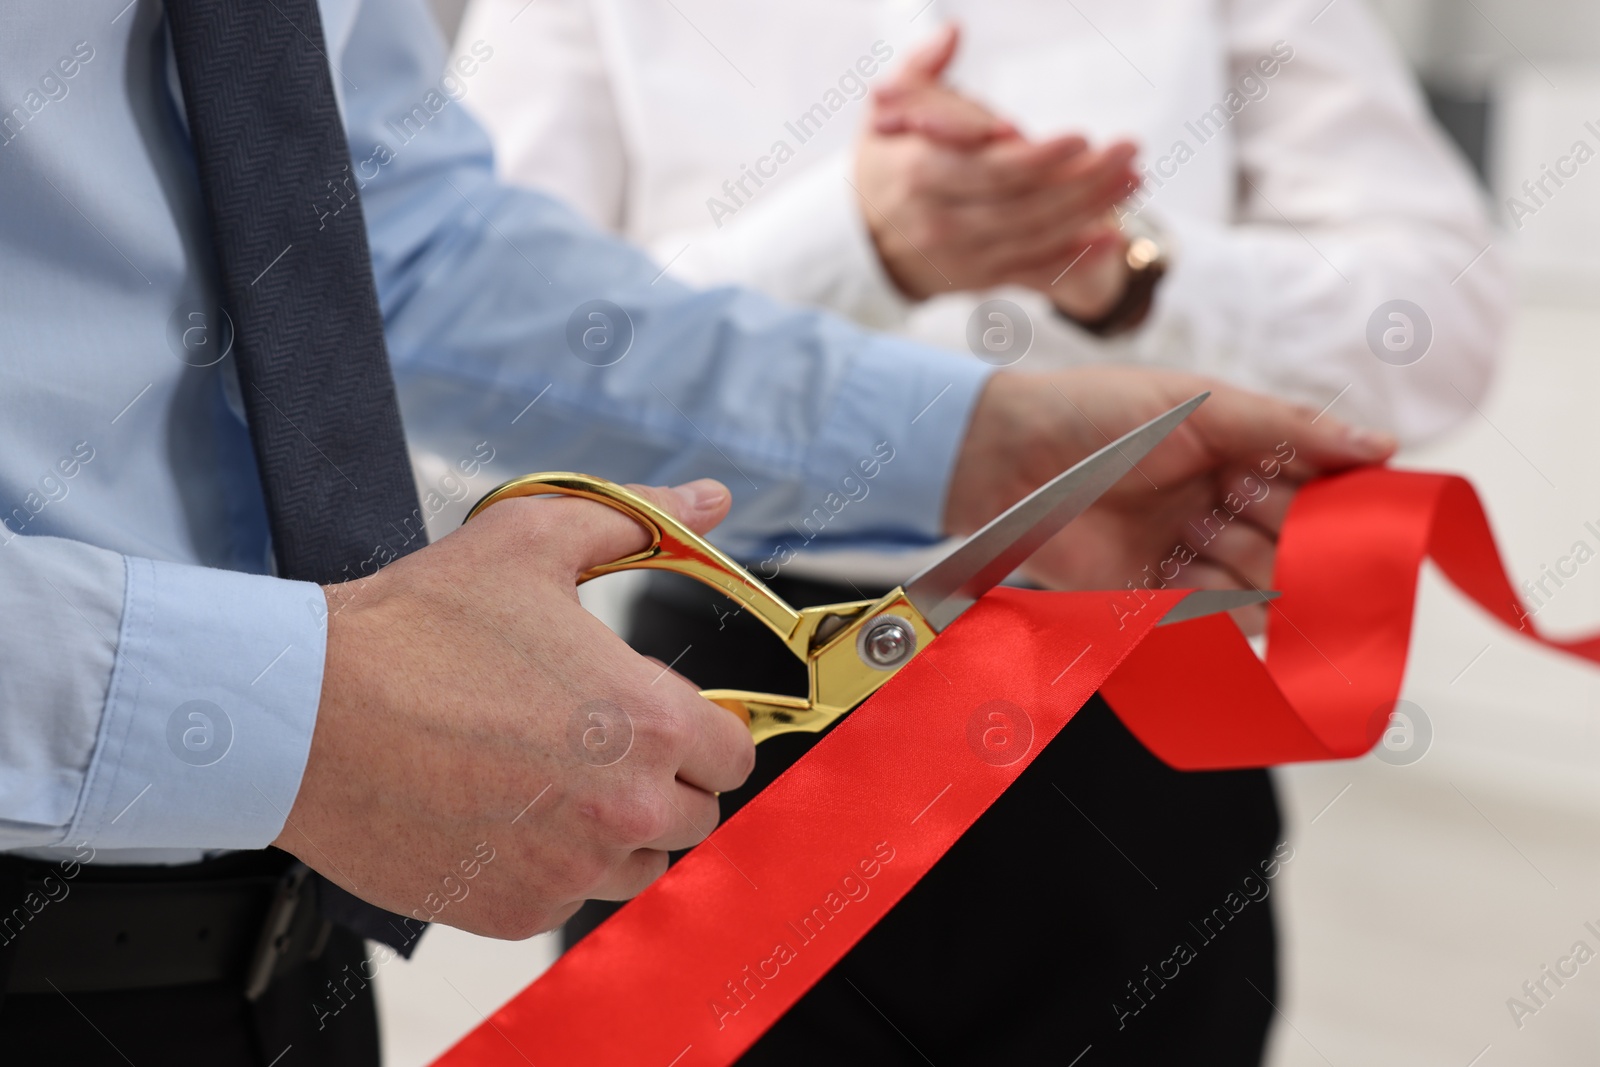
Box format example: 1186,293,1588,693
674,479,727,512
1344,426,1396,458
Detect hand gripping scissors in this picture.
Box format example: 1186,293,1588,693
464,394,1274,743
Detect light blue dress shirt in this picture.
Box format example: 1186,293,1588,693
0,0,990,865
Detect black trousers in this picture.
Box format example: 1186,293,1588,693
566,574,1281,1065
0,851,380,1067
0,931,378,1067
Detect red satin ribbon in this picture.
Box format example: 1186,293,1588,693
432,468,1600,1067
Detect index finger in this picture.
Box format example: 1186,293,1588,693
1190,384,1397,484
873,92,1019,148
661,671,757,797
933,138,1122,199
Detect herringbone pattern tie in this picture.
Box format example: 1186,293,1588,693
166,0,425,583
165,0,428,953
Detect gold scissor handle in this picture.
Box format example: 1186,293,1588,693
701,690,839,745
466,473,804,644
465,473,936,744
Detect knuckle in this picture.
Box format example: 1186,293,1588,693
672,812,713,851
629,850,670,894
594,783,673,846
473,496,551,554
632,694,691,757
543,846,609,899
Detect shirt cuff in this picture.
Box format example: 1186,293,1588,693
803,333,994,544
68,556,328,851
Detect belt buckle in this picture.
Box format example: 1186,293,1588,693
245,861,315,1001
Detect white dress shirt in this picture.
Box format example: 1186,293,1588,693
456,0,1508,447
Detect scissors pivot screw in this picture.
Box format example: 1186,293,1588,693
858,615,917,671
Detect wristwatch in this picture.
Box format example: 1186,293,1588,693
1073,216,1169,338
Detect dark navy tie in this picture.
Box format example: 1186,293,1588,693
165,0,427,954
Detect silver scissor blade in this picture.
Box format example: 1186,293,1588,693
1156,589,1279,626
903,393,1208,632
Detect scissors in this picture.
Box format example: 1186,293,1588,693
464,393,1275,743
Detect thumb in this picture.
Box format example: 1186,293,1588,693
567,479,733,575
634,479,733,537
889,22,959,90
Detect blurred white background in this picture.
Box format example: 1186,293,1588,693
382,1,1600,1063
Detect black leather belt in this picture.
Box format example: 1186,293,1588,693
0,849,330,999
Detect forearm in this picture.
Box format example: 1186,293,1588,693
375,177,991,557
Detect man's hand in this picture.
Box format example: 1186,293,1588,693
946,368,1398,630
855,24,1139,319
273,480,755,939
